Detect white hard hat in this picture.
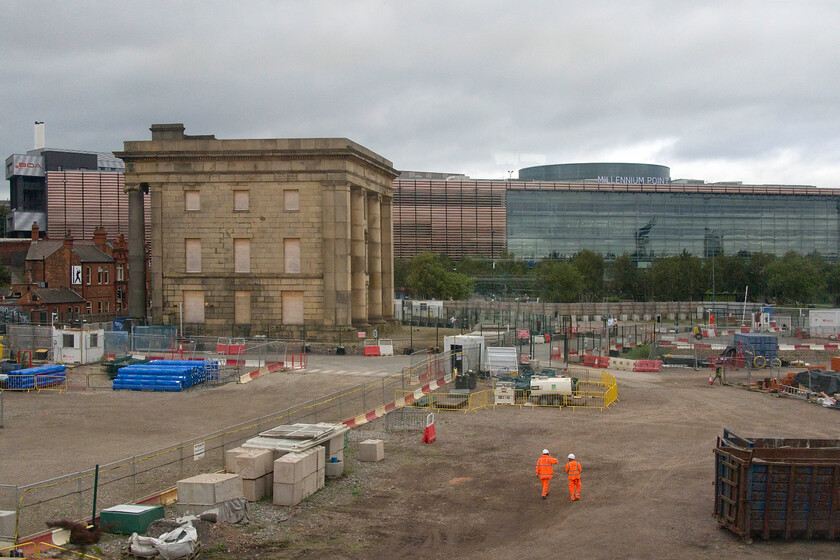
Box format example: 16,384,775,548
542,449,549,455
568,453,575,460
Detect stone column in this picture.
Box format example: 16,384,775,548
125,182,147,321
380,196,394,319
322,184,352,326
350,187,367,325
367,193,383,322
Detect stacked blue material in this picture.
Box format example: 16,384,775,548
733,333,779,359
112,359,219,391
6,365,67,390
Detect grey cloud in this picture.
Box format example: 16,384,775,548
2,0,840,196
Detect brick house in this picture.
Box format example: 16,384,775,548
12,223,119,323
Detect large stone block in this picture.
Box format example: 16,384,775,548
0,510,15,539
302,472,318,498
224,446,247,473
274,453,305,484
273,482,304,506
233,448,274,479
243,473,271,502
177,473,244,506
324,434,345,457
359,439,385,462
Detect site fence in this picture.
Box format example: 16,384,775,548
0,350,456,542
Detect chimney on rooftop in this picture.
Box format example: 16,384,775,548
34,121,45,150
31,221,40,241
64,230,73,249
93,226,108,251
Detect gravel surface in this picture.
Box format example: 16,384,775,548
4,344,840,559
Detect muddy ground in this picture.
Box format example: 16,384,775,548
4,353,840,559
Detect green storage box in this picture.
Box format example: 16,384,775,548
100,504,164,535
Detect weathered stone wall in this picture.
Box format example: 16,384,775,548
117,125,397,336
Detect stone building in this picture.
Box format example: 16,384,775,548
117,124,398,336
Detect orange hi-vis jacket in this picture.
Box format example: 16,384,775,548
565,459,582,479
536,454,559,477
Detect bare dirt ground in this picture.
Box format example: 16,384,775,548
3,351,840,559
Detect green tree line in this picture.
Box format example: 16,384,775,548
396,250,840,306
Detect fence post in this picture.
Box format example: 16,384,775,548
179,446,184,480
77,473,84,520
131,456,137,502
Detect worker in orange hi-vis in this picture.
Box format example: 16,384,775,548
536,449,559,499
565,453,582,501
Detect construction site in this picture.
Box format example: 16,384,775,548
1,318,839,559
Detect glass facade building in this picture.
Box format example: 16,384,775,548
506,184,840,262
393,177,840,263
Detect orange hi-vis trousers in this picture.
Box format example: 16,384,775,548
539,475,552,497
568,477,581,500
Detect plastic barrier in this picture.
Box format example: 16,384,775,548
582,355,599,367
633,360,662,372
378,339,394,356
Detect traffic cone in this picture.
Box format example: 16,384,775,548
709,373,714,385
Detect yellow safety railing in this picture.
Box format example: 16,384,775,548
491,371,619,411
1,374,67,393
0,540,101,559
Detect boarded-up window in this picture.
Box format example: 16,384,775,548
185,239,201,272
235,291,251,324
183,291,205,323
234,190,249,211
284,238,300,273
234,238,250,273
185,190,200,211
284,190,300,211
282,291,304,325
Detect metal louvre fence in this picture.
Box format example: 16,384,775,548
3,351,455,541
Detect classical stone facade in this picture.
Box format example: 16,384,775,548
116,124,397,336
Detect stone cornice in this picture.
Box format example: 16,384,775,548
116,148,398,180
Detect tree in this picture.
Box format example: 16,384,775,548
745,252,776,302
404,252,473,300
533,259,585,302
608,254,638,300
766,252,823,304
571,250,604,301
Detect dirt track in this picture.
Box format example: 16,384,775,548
3,360,839,559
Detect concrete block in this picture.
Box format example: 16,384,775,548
274,453,305,484
302,472,318,498
359,439,384,462
177,473,244,505
234,448,274,479
325,461,344,479
300,447,319,476
317,467,325,490
324,434,344,456
224,446,247,473
0,510,15,539
273,482,304,506
243,473,269,502
315,445,326,471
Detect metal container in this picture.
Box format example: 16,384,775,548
714,429,840,542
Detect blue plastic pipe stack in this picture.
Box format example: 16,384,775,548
6,364,67,390
112,360,218,391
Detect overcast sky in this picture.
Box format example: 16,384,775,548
3,0,840,198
